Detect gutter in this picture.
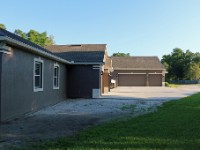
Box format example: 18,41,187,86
71,62,104,65
113,68,166,71
0,36,72,64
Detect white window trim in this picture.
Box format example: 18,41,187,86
33,58,44,92
53,63,60,89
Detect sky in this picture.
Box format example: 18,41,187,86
1,0,200,58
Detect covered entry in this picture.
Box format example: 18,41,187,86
118,73,146,86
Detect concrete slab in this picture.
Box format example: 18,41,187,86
102,85,200,100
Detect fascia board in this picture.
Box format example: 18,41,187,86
0,36,72,64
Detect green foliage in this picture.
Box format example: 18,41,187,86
165,82,170,86
112,52,130,57
16,93,200,149
14,29,27,39
193,52,200,64
0,23,6,29
164,82,177,88
161,48,200,81
187,63,200,80
14,29,54,47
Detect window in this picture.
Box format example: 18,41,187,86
33,58,44,92
53,63,60,89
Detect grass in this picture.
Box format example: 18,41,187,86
17,93,200,150
165,82,178,88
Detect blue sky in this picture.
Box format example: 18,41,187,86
1,0,200,58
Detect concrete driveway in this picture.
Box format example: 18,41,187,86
0,85,199,149
103,85,200,100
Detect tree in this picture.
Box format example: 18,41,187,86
14,29,27,39
168,48,185,80
14,29,55,47
161,48,200,81
161,54,173,80
112,52,130,57
0,24,6,29
186,63,200,80
0,24,54,47
193,52,200,63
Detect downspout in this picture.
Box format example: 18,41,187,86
100,64,103,96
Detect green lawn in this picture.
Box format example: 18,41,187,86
18,93,200,150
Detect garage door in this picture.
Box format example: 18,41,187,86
118,74,146,86
149,74,162,86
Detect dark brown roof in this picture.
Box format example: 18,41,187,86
45,44,107,63
45,44,107,53
112,56,165,70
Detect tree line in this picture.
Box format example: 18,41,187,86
0,23,54,47
161,48,200,81
112,52,130,57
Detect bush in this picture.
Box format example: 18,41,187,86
165,82,170,86
165,82,177,88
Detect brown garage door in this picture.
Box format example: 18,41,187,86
118,74,146,86
149,74,162,86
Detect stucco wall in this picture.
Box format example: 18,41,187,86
0,53,2,121
67,65,100,98
0,47,67,121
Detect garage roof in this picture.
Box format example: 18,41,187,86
112,56,165,70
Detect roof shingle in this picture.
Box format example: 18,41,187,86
112,56,165,70
45,44,106,63
55,51,105,63
45,44,106,52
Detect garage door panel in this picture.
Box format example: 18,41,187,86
118,74,146,86
149,74,162,86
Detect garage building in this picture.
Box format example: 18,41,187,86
111,56,166,87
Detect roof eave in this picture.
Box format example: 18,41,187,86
0,36,73,64
113,68,166,71
71,62,104,65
